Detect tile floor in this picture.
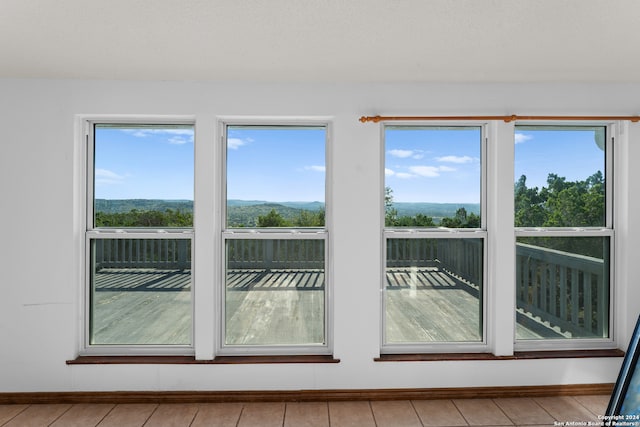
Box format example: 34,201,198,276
0,394,611,426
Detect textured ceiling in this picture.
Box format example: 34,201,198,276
2,0,640,83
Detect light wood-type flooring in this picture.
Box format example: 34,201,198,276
0,394,610,426
92,266,555,346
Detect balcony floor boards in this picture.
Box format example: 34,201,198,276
91,267,549,346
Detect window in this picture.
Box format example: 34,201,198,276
382,125,486,352
221,123,330,354
514,125,613,349
85,123,194,352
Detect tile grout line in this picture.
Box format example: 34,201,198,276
0,404,30,427
571,395,604,418
187,403,200,427
141,403,160,427
368,400,379,427
489,398,516,426
235,403,246,427
450,400,471,426
408,399,426,427
47,403,73,426
94,403,117,427
282,401,288,427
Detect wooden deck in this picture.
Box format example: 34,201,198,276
92,269,192,345
385,267,482,343
92,266,551,346
225,269,325,346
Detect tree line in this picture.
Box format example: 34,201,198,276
515,171,606,258
95,207,325,228
96,171,605,255
95,209,193,227
385,187,480,228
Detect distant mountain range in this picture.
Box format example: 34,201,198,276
94,199,194,213
95,199,480,225
391,202,480,220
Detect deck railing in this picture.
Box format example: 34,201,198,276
226,239,325,269
515,242,608,338
94,237,608,337
94,238,191,270
386,238,483,287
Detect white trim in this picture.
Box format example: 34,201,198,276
79,116,196,356
217,119,333,356
380,123,489,354
487,119,516,356
513,122,616,351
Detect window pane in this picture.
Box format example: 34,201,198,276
385,126,481,228
226,126,326,228
90,238,192,345
514,126,606,227
225,239,325,346
385,238,483,343
93,124,194,228
515,237,610,340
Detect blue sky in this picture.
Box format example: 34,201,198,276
226,126,326,202
514,126,605,190
95,125,326,202
94,124,604,203
385,127,482,204
385,126,605,204
94,125,195,200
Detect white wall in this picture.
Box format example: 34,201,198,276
1,79,640,392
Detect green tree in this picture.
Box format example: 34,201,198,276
257,209,291,227
515,172,605,228
440,207,479,228
95,208,193,227
514,175,547,227
514,171,606,257
384,186,399,226
293,208,325,227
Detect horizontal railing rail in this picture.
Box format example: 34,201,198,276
94,238,191,270
226,239,325,270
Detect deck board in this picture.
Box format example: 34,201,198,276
385,267,482,343
92,266,545,345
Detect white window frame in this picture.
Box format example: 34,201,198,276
217,118,333,356
80,117,196,356
513,122,616,351
380,122,489,354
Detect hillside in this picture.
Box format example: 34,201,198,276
95,199,193,213
392,202,480,223
94,199,478,227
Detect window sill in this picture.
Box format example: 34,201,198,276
374,349,624,362
67,355,340,365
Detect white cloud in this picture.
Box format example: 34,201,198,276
436,155,473,164
305,165,326,172
387,149,424,159
385,168,395,176
168,136,188,145
438,165,456,172
95,168,125,185
227,138,247,150
120,128,194,143
514,133,533,144
395,172,416,179
388,149,414,158
409,166,441,177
